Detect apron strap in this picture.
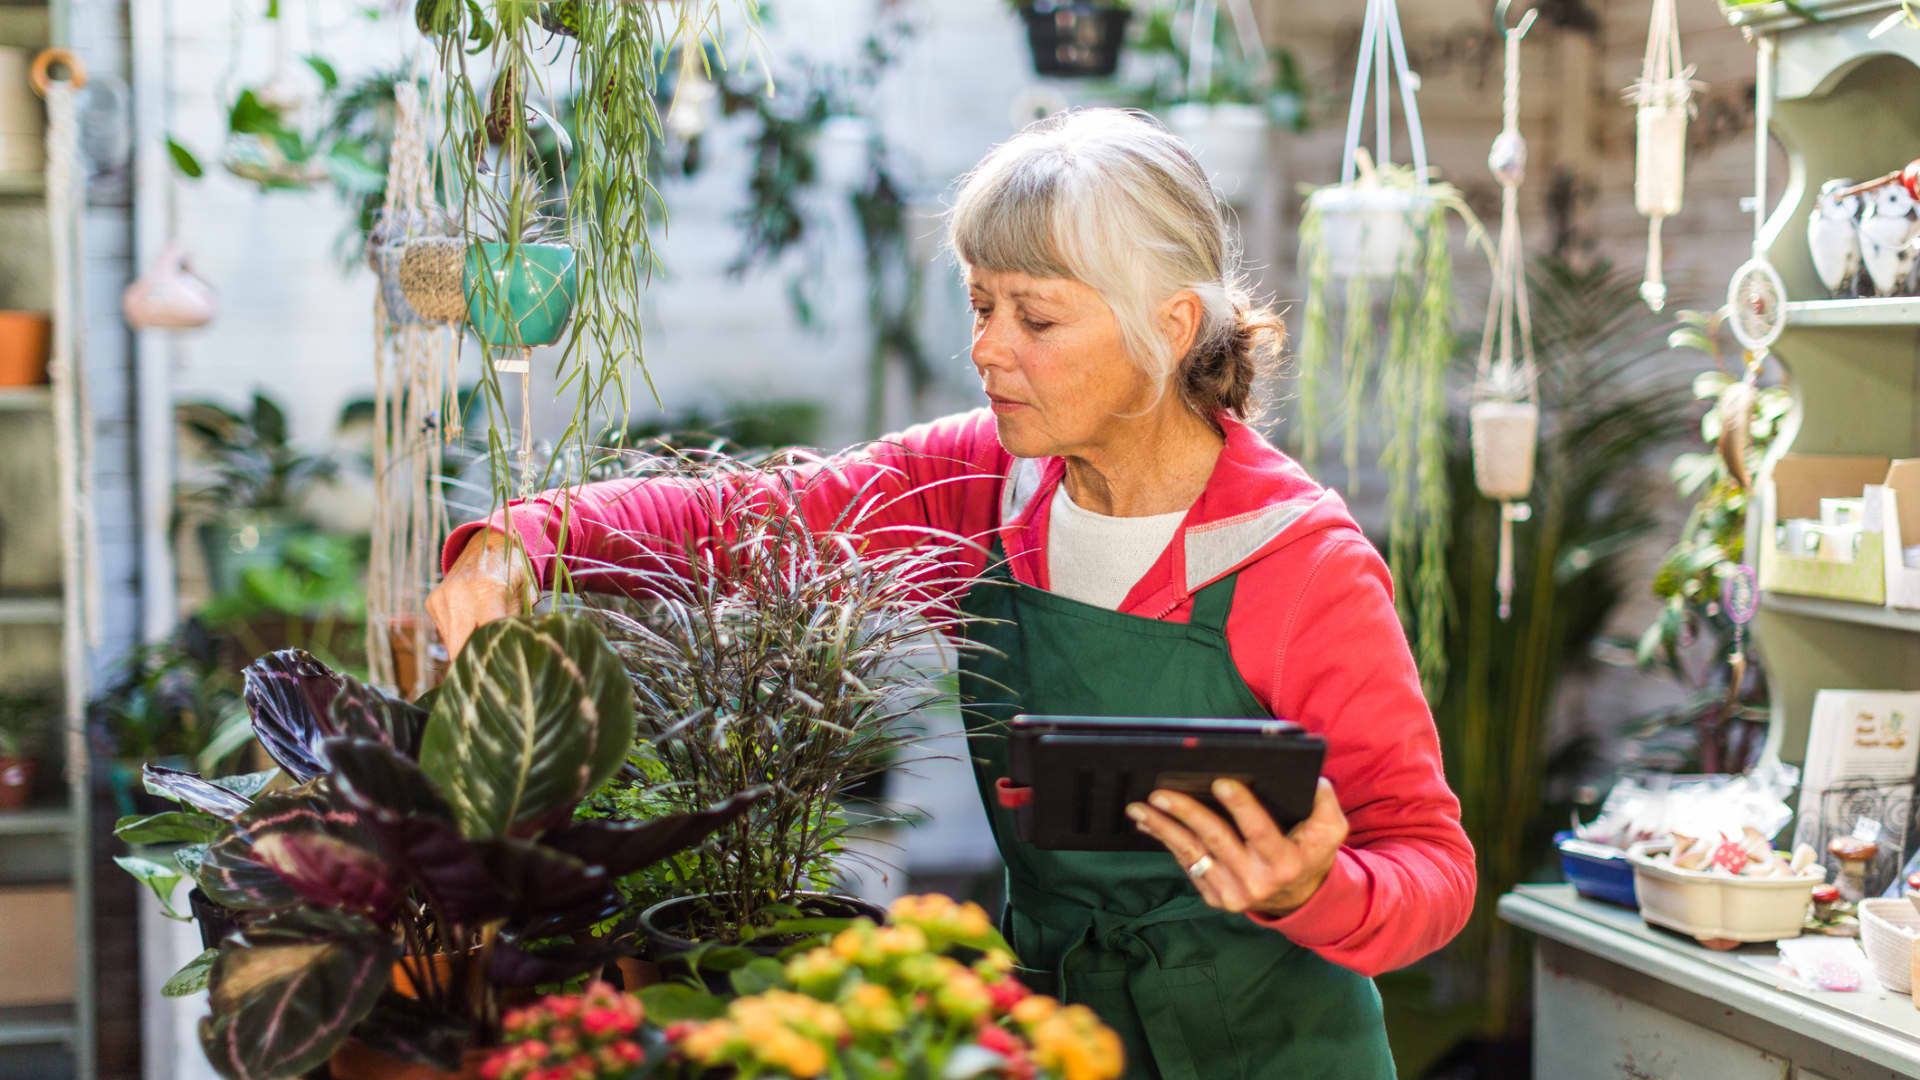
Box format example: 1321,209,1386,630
1186,573,1238,635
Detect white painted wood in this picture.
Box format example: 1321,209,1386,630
130,0,171,643
1536,958,1790,1080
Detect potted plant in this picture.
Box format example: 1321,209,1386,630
571,456,981,984
90,632,255,816
115,612,764,1079
176,392,339,598
0,689,49,810
1007,0,1134,79
1110,4,1309,203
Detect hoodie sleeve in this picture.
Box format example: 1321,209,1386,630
441,409,1008,592
1242,535,1476,977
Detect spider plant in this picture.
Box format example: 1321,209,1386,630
562,449,992,946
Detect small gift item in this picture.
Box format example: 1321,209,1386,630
1831,834,1880,904
121,243,217,330
1858,181,1919,297
1469,10,1540,621
1807,178,1866,298
1812,883,1840,922
1626,0,1701,311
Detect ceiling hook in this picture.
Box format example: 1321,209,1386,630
1495,2,1539,41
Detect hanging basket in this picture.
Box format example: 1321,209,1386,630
397,237,470,325
1469,399,1539,502
463,241,578,350
1308,184,1430,279
122,244,218,331
1633,94,1688,219
1016,1,1131,78
1165,102,1272,205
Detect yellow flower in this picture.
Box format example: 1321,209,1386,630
787,946,849,995
1010,994,1059,1028
840,981,905,1034
678,1019,738,1063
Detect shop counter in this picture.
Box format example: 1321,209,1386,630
1499,885,1920,1080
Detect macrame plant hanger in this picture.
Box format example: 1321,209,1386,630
1338,0,1428,202
366,78,453,697
1185,0,1271,107
1471,7,1540,621
1629,0,1700,312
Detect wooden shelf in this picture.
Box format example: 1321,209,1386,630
0,1004,73,1048
0,173,42,198
1759,589,1920,632
0,387,49,411
0,807,71,837
0,596,60,625
1785,297,1920,327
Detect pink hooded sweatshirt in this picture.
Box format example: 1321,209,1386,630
445,407,1476,978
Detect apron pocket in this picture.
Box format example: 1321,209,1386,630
1075,963,1242,1080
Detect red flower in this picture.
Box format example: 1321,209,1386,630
664,1021,696,1043
976,1023,1025,1058
547,996,582,1020
987,979,1030,1014
581,1006,635,1038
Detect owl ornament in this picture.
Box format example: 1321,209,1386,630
1859,181,1920,296
1807,178,1864,297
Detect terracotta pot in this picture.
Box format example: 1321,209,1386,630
0,755,33,810
390,950,479,1000
614,956,660,992
328,1039,490,1080
387,614,447,696
0,311,50,387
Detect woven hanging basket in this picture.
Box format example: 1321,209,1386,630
1634,95,1688,218
1470,399,1539,503
397,237,469,325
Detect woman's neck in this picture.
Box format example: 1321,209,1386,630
1061,404,1225,517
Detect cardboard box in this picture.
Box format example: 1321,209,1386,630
0,885,75,1006
1882,460,1920,611
1759,455,1889,604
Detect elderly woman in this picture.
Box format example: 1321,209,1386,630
430,108,1473,1078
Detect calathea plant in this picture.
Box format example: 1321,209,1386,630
116,612,762,1079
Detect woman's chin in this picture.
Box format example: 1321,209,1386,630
991,414,1050,459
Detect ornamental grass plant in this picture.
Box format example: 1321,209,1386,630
564,447,996,944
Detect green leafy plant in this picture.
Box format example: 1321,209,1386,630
1399,258,1693,1047
176,393,337,517
0,689,51,759
1104,4,1308,127
116,613,764,1078
572,453,984,945
1620,309,1784,774
90,633,253,780
1294,161,1490,693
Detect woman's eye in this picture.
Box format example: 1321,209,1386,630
1022,318,1053,332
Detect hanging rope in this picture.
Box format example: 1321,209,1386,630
1337,0,1429,189
1629,0,1699,312
34,48,97,772
366,79,451,696
1471,11,1540,621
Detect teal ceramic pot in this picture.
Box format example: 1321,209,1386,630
462,241,578,349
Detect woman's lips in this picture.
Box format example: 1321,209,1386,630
987,395,1025,414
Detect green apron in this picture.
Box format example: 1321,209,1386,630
958,543,1396,1080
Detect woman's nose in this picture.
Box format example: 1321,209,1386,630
971,316,1014,374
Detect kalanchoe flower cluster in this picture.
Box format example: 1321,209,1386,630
482,981,648,1080
664,894,1124,1080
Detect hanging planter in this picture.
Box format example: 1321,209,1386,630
463,241,578,353
1293,0,1484,690
121,244,217,331
1014,1,1133,78
1627,0,1700,312
1166,101,1270,203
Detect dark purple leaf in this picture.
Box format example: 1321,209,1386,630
329,680,428,760
488,933,620,987
230,787,402,922
143,764,252,820
199,907,396,1080
351,992,473,1070
481,837,607,916
199,830,301,911
511,893,625,941
243,650,346,782
325,739,506,924
543,787,766,877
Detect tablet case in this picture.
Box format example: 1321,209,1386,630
998,715,1326,851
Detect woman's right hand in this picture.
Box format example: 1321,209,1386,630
427,529,529,659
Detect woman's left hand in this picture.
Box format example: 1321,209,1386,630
1127,777,1348,918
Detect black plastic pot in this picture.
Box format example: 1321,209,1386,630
639,892,886,994
1017,2,1132,78
189,887,239,952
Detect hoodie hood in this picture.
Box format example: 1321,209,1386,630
997,412,1360,616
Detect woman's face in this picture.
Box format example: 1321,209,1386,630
966,267,1157,460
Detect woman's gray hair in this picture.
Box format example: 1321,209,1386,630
945,107,1281,420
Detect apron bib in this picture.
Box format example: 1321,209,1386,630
958,544,1396,1080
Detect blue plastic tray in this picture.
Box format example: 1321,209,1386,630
1555,830,1639,908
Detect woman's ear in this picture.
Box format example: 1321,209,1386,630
1160,289,1205,361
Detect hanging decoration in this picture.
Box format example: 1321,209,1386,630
1627,0,1701,312
121,244,218,330
365,80,455,697
1294,0,1487,692
1721,38,1787,501
1471,8,1541,622
1163,0,1273,205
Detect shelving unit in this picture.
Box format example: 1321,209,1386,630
0,1,93,1077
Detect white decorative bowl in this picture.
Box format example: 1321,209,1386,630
1627,841,1825,945
1858,898,1920,993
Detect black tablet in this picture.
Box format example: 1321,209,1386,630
998,715,1326,852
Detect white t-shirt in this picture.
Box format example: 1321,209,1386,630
1045,484,1189,610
